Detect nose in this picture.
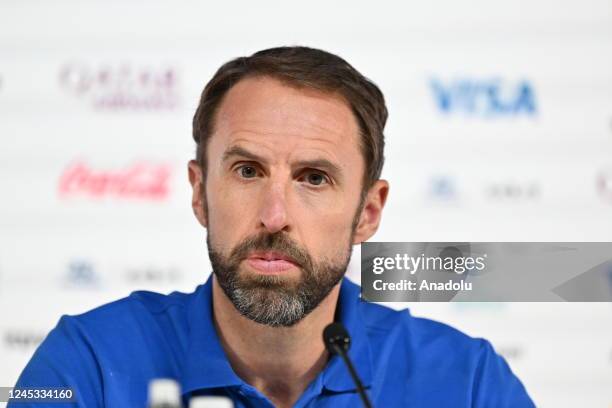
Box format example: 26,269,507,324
258,179,291,234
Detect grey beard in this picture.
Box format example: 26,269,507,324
207,231,353,327
224,276,314,327
232,286,308,327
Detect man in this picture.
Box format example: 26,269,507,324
11,46,535,407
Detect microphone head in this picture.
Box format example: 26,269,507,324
323,322,351,355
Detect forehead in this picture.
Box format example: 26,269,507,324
209,76,362,161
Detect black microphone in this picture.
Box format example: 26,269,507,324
323,323,374,408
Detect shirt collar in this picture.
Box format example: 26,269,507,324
180,275,373,395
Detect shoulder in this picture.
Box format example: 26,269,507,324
359,298,487,359
76,285,196,321
55,286,202,354
358,295,504,369
66,285,199,329
11,286,204,407
25,286,203,370
352,288,534,406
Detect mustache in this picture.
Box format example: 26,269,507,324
228,231,313,270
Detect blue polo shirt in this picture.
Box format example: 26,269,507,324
11,276,535,407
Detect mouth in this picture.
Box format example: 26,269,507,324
245,251,300,275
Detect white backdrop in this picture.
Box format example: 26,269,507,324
0,1,611,407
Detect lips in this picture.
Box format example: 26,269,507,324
246,251,299,274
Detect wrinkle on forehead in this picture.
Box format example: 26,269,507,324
223,136,344,168
225,131,344,156
213,76,361,149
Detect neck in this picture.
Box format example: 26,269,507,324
211,275,341,408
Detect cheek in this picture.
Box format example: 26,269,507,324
206,184,254,249
299,200,358,259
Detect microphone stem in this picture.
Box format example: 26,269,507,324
332,343,374,408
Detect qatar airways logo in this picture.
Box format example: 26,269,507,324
58,161,172,201
59,63,179,110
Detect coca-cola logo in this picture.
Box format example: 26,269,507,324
59,62,179,110
58,161,172,201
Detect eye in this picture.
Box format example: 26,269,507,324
302,171,329,186
236,165,259,179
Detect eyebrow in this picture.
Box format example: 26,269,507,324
222,145,264,163
222,145,343,179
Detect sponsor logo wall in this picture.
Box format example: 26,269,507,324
0,1,611,407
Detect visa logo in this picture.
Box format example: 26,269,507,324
430,78,537,117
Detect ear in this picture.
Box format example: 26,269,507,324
188,160,208,228
352,180,389,244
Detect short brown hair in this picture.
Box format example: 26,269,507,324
192,46,387,192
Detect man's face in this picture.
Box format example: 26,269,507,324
195,76,368,327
